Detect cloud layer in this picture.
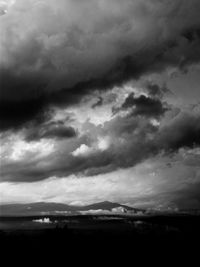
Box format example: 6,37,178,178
1,86,200,184
1,0,200,208
1,0,200,129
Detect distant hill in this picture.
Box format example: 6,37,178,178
78,201,141,212
0,201,144,216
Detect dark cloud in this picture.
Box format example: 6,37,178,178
114,92,168,118
146,84,164,97
25,121,77,141
130,95,168,118
91,97,103,109
0,111,160,182
146,83,172,98
1,0,200,188
1,0,200,130
0,96,47,131
1,104,200,183
157,112,200,151
42,126,76,139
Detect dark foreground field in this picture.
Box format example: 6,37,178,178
0,214,199,264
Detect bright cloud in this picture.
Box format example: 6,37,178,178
0,134,55,162
72,136,110,157
72,144,93,157
10,139,55,161
97,136,110,151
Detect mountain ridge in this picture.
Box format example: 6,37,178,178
0,201,144,216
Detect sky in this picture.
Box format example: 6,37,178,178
0,0,200,210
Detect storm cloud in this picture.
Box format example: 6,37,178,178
157,111,200,151
1,0,200,209
24,121,77,141
115,92,168,118
1,99,200,183
1,0,200,129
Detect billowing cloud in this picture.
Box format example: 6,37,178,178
114,91,168,118
157,110,200,151
1,94,199,183
1,0,200,129
72,144,93,157
25,121,77,141
1,0,200,209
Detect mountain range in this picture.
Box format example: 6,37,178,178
0,201,144,216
